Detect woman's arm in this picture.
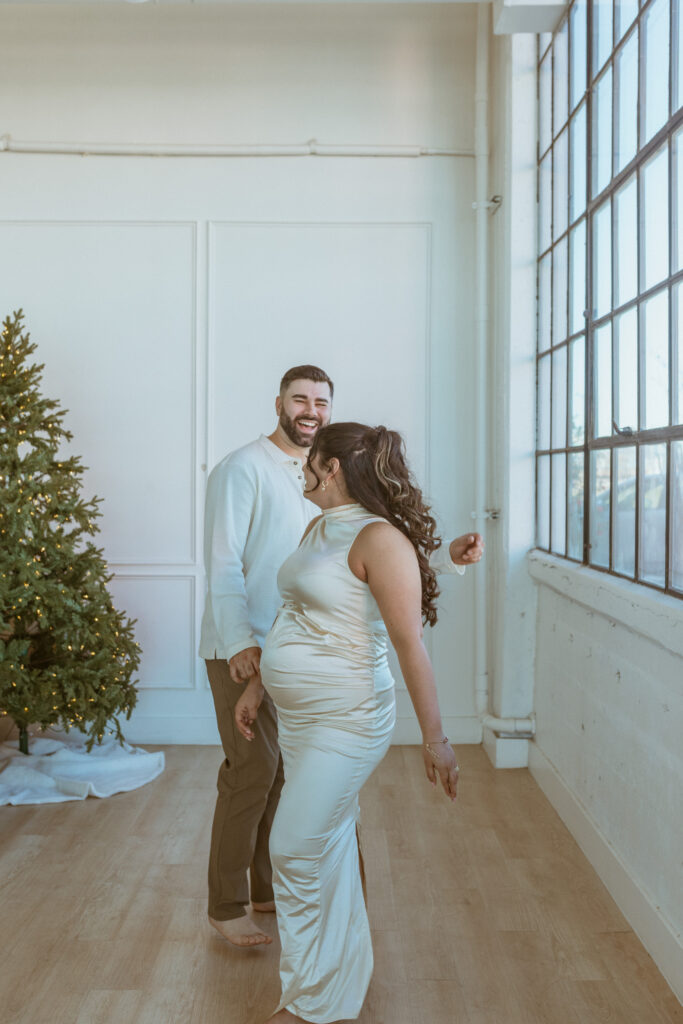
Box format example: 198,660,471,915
352,523,459,801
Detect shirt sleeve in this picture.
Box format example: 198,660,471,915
204,459,260,661
429,542,467,577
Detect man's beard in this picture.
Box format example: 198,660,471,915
279,410,322,448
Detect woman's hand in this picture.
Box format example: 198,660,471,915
422,739,460,802
234,677,264,741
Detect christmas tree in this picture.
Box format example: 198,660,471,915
0,310,140,754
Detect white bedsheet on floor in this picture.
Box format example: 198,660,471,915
0,734,165,805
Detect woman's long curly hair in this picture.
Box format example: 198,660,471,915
308,422,441,626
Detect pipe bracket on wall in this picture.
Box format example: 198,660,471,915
471,509,501,521
471,195,503,214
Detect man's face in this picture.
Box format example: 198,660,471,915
276,379,332,449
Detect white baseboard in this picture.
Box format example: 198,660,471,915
123,716,222,745
122,714,483,747
391,715,483,745
529,743,683,1005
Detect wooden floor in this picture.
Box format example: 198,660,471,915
0,744,680,1024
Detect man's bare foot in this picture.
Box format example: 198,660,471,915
252,899,276,913
208,914,272,947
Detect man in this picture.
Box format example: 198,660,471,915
199,364,483,947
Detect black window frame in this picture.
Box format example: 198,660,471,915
535,0,683,598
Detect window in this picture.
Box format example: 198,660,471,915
536,0,683,597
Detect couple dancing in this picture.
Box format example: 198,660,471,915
199,365,483,1023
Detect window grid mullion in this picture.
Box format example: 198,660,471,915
584,0,594,565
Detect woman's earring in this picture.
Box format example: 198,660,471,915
321,480,327,492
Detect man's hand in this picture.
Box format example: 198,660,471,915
449,533,484,566
229,646,262,683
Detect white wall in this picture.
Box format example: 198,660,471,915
529,555,683,1001
0,4,475,148
0,3,483,745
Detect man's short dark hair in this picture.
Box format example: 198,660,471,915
279,365,334,399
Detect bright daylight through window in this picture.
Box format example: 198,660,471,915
536,0,683,596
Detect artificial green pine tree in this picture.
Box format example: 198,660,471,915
0,310,140,754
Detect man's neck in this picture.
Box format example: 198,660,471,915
266,427,309,460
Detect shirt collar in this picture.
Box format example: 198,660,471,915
258,434,303,466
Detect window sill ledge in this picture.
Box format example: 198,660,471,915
527,550,683,659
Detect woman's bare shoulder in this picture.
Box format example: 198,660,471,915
354,519,415,556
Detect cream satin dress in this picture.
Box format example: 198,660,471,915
260,502,397,1023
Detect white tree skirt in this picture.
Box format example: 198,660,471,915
0,733,165,805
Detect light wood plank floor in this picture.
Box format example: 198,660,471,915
0,745,680,1024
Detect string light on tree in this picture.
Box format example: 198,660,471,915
0,310,141,754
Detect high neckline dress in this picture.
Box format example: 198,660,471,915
260,502,397,1023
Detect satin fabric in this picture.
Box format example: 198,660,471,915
261,503,397,1023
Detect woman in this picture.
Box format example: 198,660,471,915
234,423,460,1024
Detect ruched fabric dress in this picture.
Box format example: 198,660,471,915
260,502,397,1023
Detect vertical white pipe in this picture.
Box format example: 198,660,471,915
474,4,490,719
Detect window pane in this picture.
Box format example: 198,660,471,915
614,445,637,575
593,199,612,318
570,103,588,221
614,174,638,307
538,252,552,352
642,289,670,429
570,0,588,111
615,307,639,430
553,237,569,344
639,443,667,584
570,218,587,335
554,129,569,241
539,152,552,255
593,0,614,76
616,0,638,40
594,321,613,436
540,50,552,156
674,127,683,272
592,67,613,196
641,144,670,292
551,452,568,554
554,22,570,135
677,0,683,112
590,448,611,566
568,451,585,558
674,280,683,424
672,440,683,588
552,345,568,447
538,353,551,449
615,29,639,175
641,0,670,147
537,455,551,548
569,334,586,444
540,33,553,59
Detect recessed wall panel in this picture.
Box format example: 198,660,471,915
209,223,429,484
108,575,195,690
0,222,195,564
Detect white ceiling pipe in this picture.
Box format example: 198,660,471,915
471,4,534,738
0,135,474,159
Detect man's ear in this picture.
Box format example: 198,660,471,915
275,395,282,416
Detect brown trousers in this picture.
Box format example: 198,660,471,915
205,658,285,921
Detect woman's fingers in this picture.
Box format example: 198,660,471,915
235,700,257,741
422,751,437,787
439,763,459,802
